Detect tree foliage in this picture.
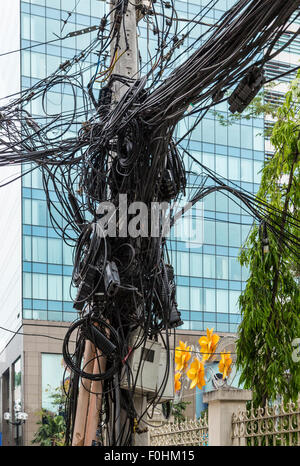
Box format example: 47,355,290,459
236,74,300,407
31,385,66,446
171,401,191,423
31,410,65,446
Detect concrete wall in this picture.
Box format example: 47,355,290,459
203,388,252,446
0,319,73,446
22,320,72,445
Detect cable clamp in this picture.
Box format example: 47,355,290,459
122,346,133,365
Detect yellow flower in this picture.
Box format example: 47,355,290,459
175,340,191,372
64,378,70,393
174,372,181,392
186,358,206,390
219,351,232,379
199,328,220,362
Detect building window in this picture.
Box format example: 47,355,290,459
216,221,228,245
48,275,62,300
31,14,46,43
13,358,22,413
229,290,241,313
41,353,65,412
31,200,47,226
229,223,241,247
176,251,190,276
203,289,215,311
32,236,47,262
241,159,253,183
48,238,62,264
216,289,229,313
190,253,202,277
190,287,202,311
229,257,241,281
204,220,216,244
203,254,215,279
32,273,47,299
228,157,240,180
216,256,228,280
176,285,190,310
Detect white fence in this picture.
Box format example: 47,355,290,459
149,396,300,446
232,400,300,446
150,416,208,446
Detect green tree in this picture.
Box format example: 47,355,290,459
171,401,191,423
31,410,66,446
31,385,67,446
236,74,300,407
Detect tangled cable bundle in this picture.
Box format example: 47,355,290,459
0,0,300,446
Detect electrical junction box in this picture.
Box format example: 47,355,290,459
121,333,161,395
154,349,174,402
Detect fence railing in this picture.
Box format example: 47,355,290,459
150,416,208,446
149,395,300,446
232,400,300,446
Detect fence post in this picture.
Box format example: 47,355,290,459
203,387,252,446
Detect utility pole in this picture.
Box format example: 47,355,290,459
110,0,139,103
71,1,148,447
71,340,96,446
108,0,149,447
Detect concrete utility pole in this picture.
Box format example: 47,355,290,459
71,341,96,445
72,0,151,448
109,0,149,447
110,0,139,103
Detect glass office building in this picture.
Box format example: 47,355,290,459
17,0,263,334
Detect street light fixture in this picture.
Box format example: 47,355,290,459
3,411,28,446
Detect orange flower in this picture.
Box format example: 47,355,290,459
219,351,232,379
199,328,220,362
64,378,70,394
175,340,191,372
186,358,206,390
174,372,181,392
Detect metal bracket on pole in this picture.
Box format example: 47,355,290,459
135,0,152,23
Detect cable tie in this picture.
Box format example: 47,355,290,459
122,346,133,365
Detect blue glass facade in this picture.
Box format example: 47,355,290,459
138,0,264,333
20,0,288,334
20,0,107,322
